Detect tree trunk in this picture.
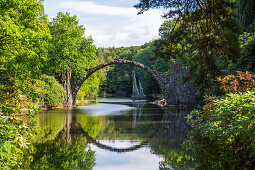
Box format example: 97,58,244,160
63,70,73,107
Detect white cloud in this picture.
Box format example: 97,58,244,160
59,1,138,17
43,0,165,47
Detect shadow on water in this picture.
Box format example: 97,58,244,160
31,99,196,169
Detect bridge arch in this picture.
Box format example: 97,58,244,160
67,60,169,106
56,117,159,153
82,131,151,153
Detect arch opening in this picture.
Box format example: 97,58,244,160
67,60,168,106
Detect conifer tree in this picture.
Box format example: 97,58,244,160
236,0,255,32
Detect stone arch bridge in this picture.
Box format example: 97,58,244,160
64,59,197,107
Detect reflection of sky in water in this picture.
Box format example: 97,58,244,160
95,140,140,148
78,99,165,169
91,98,147,103
78,104,135,116
90,140,163,170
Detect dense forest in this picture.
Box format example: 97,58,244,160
0,0,255,169
77,43,169,98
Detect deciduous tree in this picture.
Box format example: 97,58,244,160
135,0,241,97
0,0,51,95
47,12,99,106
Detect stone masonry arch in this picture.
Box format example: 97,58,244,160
65,60,169,106
63,60,197,107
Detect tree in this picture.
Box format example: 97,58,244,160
135,0,241,97
236,0,255,32
47,12,99,106
0,0,51,96
235,31,255,72
98,46,141,95
134,43,169,94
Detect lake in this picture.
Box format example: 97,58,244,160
31,98,194,169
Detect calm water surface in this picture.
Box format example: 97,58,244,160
32,98,193,169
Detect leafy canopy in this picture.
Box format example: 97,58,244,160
47,12,97,78
0,0,51,94
136,0,241,97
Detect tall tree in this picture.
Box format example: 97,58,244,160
134,43,170,95
0,0,51,96
235,31,255,72
48,12,98,106
135,0,241,97
236,0,255,32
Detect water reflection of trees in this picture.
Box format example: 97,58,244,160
33,105,196,169
148,108,196,169
31,108,97,170
96,103,164,140
30,140,95,170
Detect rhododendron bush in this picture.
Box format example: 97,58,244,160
186,72,255,169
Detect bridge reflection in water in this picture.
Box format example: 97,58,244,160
33,100,196,169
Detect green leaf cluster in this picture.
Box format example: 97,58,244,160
0,0,51,94
21,75,65,107
234,31,255,72
0,96,39,169
30,140,95,170
186,90,255,169
47,12,97,78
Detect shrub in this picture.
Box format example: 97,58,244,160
40,75,65,107
0,95,39,169
217,71,255,94
23,75,65,107
186,90,255,169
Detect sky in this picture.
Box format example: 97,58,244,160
42,0,165,47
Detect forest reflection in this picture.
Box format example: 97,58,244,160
31,100,196,169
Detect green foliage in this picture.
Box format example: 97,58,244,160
21,75,65,107
30,140,95,170
47,12,97,78
186,90,255,169
155,19,191,66
0,95,39,169
137,0,241,98
236,0,255,32
99,46,141,95
40,75,65,107
134,43,169,94
0,0,51,94
102,64,133,95
235,31,255,72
